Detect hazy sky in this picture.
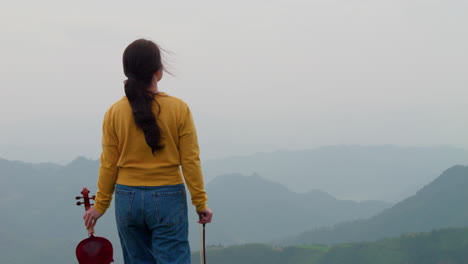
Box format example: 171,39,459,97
1,0,467,164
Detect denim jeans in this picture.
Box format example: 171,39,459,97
114,184,191,264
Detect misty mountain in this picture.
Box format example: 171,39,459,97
203,145,468,201
289,165,468,245
191,173,391,246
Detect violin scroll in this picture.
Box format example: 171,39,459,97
76,187,96,210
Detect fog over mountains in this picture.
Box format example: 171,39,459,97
203,145,468,201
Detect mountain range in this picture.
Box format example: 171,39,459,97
1,146,467,263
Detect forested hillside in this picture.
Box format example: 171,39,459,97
192,227,468,264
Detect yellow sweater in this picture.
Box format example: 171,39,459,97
93,92,208,214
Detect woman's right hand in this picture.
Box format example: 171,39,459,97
83,207,103,230
197,207,213,224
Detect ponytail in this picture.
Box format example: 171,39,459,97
122,39,164,154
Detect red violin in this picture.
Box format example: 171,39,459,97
76,187,114,264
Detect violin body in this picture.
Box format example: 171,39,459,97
76,234,113,264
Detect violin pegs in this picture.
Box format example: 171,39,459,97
76,201,83,206
91,195,96,200
75,196,83,200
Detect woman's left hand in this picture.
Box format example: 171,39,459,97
83,207,103,230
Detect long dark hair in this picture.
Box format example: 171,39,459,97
122,39,164,153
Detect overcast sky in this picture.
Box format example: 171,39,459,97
1,0,467,164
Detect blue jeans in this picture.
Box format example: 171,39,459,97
114,184,191,264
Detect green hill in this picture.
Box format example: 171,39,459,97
192,227,468,264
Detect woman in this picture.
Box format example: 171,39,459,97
83,39,213,264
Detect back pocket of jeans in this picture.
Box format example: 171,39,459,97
154,190,186,227
115,189,135,223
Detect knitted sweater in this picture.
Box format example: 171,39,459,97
93,92,207,214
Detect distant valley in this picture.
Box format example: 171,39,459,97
191,173,390,246
289,165,468,245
